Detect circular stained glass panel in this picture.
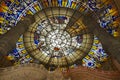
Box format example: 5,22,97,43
24,7,93,66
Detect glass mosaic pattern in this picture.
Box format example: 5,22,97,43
0,0,119,68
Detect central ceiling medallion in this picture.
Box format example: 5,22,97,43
23,7,93,67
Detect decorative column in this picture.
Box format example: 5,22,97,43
81,12,120,64
0,15,35,67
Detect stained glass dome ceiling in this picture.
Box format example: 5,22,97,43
24,9,93,66
0,0,120,68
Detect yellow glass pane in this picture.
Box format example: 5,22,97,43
94,39,99,44
62,0,67,7
89,51,94,55
85,56,90,59
21,49,27,54
92,46,97,50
